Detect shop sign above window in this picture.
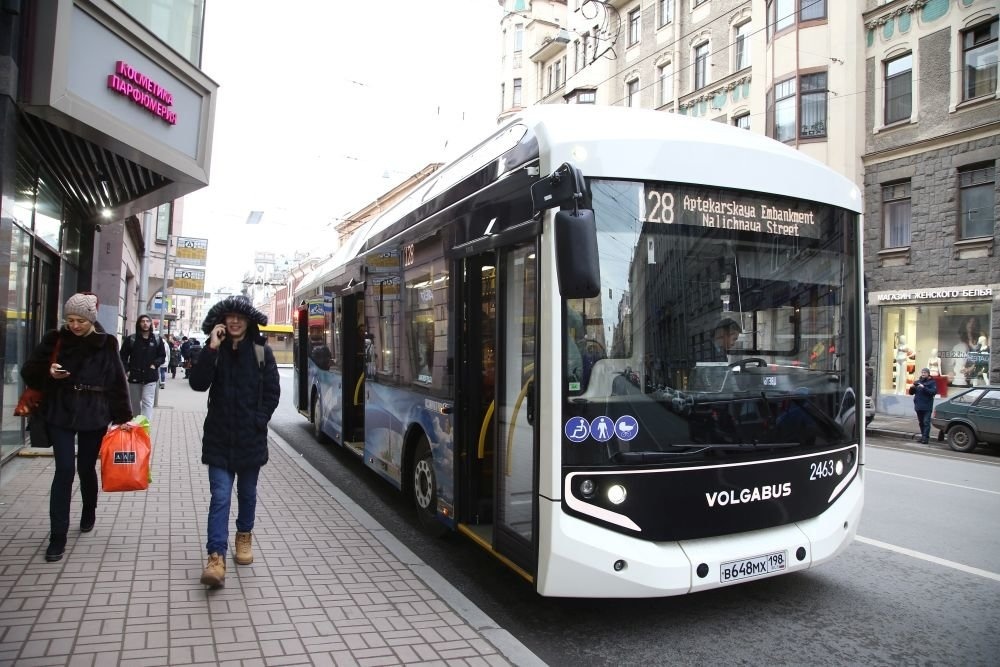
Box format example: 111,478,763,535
106,60,177,125
877,288,993,302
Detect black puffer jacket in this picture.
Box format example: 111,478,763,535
119,318,165,384
189,336,280,470
21,324,132,431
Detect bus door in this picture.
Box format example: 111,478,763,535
460,244,538,576
341,291,366,450
294,304,309,415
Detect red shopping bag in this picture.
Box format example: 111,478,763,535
100,423,151,492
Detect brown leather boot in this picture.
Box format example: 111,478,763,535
200,552,226,587
234,531,253,565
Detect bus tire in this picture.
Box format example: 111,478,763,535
947,424,977,453
312,393,330,444
412,436,447,536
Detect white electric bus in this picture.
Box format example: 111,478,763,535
293,105,865,597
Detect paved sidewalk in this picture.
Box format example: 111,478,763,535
0,380,542,666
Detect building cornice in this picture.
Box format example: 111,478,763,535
862,120,1000,165
863,0,929,31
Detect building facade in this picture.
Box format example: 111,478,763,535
496,0,997,416
0,0,217,462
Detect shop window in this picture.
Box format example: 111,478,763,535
962,18,998,102
878,305,991,398
881,181,911,248
958,164,995,239
884,53,912,125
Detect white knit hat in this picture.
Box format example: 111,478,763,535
64,293,98,323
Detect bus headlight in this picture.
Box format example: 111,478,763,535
606,484,627,505
579,479,597,499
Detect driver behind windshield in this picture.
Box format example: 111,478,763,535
708,317,742,363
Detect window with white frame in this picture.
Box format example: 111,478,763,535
734,21,751,70
575,40,581,72
881,181,911,248
513,78,522,107
884,53,912,124
694,42,710,89
658,62,674,107
958,164,995,239
733,112,750,130
773,78,796,142
962,18,998,102
628,7,640,47
767,0,794,39
514,24,523,52
693,0,709,7
569,89,597,104
658,0,674,28
626,78,640,107
799,72,827,138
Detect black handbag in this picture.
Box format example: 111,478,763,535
27,415,52,448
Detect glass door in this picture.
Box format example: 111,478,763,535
494,243,538,572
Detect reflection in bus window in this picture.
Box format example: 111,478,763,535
405,259,449,390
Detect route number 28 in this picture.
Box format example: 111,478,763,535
645,189,675,224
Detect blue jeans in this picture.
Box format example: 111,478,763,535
206,465,260,556
916,410,932,442
49,425,104,536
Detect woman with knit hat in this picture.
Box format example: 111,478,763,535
20,292,132,562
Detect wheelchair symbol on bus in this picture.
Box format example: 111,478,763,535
564,417,591,443
615,415,639,441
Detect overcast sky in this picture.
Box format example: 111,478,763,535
182,1,503,292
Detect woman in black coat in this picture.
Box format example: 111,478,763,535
20,293,132,562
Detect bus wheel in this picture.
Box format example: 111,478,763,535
947,424,976,453
312,394,330,444
412,437,447,536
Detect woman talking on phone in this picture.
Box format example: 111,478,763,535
20,293,132,562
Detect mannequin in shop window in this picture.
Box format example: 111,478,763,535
894,335,913,394
951,316,982,386
971,335,990,385
926,349,941,378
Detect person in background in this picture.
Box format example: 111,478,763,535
190,296,280,588
168,335,181,379
21,293,132,562
709,317,742,362
158,334,170,388
908,367,938,445
119,314,164,421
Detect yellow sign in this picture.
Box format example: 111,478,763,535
175,237,208,267
172,268,205,295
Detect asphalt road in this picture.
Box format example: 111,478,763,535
270,370,1000,666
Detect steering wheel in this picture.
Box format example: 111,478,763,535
729,357,768,370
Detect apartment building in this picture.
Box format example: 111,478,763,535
496,0,998,416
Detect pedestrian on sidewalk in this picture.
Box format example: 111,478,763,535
908,367,938,444
119,314,164,421
20,293,132,562
190,296,280,588
158,334,170,388
168,335,181,379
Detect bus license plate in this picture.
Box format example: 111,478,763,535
720,550,787,582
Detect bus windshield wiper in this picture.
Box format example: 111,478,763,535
612,442,801,463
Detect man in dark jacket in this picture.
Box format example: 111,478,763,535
190,296,280,588
119,314,164,421
909,367,938,444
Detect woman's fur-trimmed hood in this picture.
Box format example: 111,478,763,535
201,295,268,337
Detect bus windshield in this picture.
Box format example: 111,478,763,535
563,179,861,465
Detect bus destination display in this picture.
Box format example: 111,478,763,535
643,184,823,239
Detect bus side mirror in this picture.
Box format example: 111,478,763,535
555,208,601,299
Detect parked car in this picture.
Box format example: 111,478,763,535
864,395,875,427
930,385,1000,453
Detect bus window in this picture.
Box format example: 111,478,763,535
404,259,449,391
